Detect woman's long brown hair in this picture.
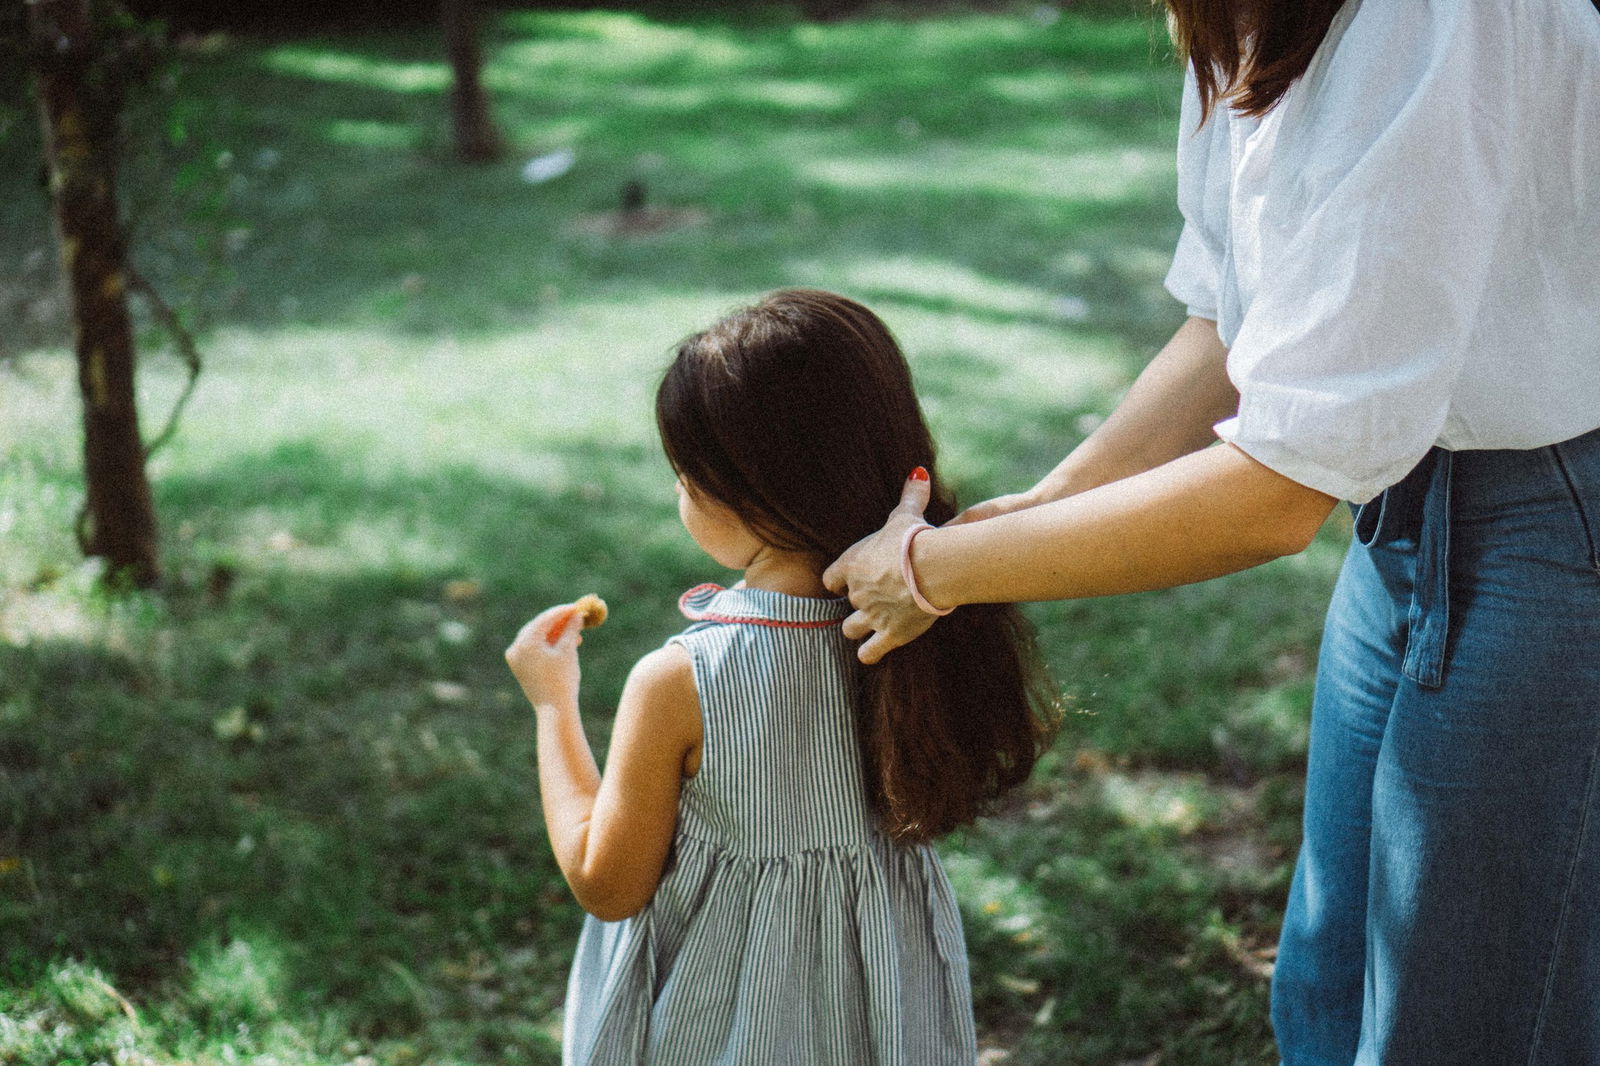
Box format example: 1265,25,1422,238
1165,0,1347,120
657,289,1058,843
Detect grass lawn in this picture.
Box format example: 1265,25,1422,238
0,3,1346,1063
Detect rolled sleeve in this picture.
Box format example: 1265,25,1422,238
1222,4,1521,503
1164,223,1220,323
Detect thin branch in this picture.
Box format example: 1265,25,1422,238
126,264,202,460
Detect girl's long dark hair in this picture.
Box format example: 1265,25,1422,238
1165,0,1347,121
657,289,1058,843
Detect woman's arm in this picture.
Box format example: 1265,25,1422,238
917,443,1336,605
506,606,702,921
823,315,1322,663
956,315,1239,523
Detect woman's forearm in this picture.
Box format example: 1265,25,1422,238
915,443,1338,606
825,318,1321,664
1035,315,1237,500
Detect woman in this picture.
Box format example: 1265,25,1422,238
823,2,1600,1063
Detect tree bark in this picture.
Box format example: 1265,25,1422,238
441,0,503,162
28,0,161,587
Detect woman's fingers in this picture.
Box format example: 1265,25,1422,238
845,609,925,663
824,467,931,596
894,465,932,518
857,630,898,665
948,489,1034,527
821,538,860,597
825,467,943,660
856,611,935,665
841,609,872,642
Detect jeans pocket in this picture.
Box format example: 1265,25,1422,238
1549,442,1600,577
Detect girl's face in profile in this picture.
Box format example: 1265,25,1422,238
676,479,762,570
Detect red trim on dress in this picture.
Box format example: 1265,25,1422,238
677,583,843,629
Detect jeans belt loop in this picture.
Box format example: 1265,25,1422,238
1401,449,1454,689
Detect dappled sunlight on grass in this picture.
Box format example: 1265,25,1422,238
151,291,732,485
500,9,751,75
985,68,1156,106
798,143,1174,202
1098,769,1218,835
0,568,120,648
320,118,420,149
944,848,1056,949
260,47,450,94
945,755,1291,1062
0,961,144,1064
230,507,469,581
731,77,855,110
906,322,1122,406
619,76,862,114
187,934,288,1025
838,255,1092,320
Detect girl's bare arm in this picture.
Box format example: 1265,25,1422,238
507,609,701,921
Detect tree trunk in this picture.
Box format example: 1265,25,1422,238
441,0,503,163
28,0,161,588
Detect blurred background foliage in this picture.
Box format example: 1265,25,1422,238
0,2,1340,1063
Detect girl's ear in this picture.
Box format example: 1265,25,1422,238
678,476,768,570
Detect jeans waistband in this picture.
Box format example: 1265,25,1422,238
1351,424,1600,690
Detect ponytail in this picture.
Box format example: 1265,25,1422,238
862,602,1057,842
858,495,1057,842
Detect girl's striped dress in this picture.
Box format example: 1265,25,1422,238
562,583,977,1066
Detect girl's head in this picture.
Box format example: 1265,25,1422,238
656,289,1057,843
657,288,956,561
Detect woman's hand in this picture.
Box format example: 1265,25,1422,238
823,469,941,665
505,602,585,712
947,487,1045,526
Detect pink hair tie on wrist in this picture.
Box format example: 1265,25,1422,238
899,522,954,617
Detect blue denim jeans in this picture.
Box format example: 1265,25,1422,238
1271,426,1600,1066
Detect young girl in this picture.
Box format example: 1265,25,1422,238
505,289,1057,1065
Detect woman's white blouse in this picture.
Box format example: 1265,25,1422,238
1164,0,1600,503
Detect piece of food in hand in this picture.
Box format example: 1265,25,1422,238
546,594,609,645
575,593,608,629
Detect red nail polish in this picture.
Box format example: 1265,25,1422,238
909,466,929,482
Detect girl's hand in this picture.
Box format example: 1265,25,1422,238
506,602,585,711
822,469,940,665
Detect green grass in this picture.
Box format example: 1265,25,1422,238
0,3,1345,1063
